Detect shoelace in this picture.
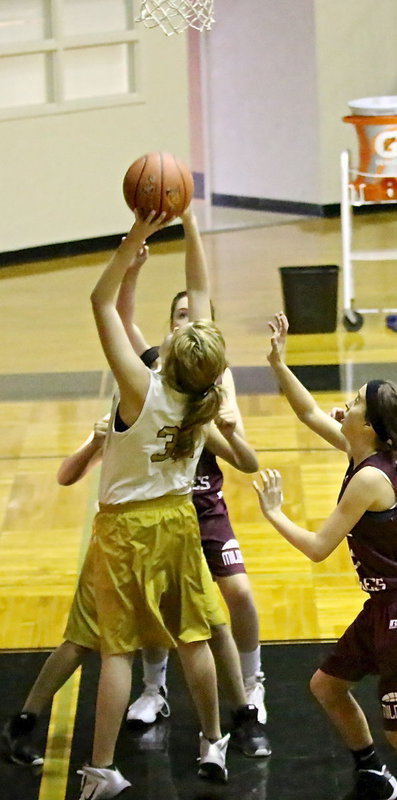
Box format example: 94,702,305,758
134,688,171,718
76,771,102,800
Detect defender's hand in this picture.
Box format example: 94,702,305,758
253,469,283,515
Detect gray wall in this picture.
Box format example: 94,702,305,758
201,0,397,206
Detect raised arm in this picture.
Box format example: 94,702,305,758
57,415,108,485
116,244,151,356
205,395,258,473
221,367,245,438
90,212,166,423
268,313,347,452
254,465,391,561
181,206,212,321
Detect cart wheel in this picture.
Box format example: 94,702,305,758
343,310,364,331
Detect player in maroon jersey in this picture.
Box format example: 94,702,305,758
254,311,397,800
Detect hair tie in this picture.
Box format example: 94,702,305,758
366,380,389,442
201,383,216,399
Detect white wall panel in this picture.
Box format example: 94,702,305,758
0,24,190,251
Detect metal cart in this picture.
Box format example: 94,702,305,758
340,148,397,331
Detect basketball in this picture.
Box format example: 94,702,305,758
123,152,194,221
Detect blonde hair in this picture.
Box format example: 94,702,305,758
162,320,227,460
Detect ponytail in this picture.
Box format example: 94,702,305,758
162,321,227,460
172,384,224,460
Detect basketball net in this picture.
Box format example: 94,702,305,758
135,0,215,35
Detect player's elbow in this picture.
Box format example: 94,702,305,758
57,466,76,486
297,409,316,427
57,473,72,486
310,550,324,563
241,455,259,473
308,544,330,563
90,290,100,311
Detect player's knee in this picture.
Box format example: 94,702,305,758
310,670,351,707
310,669,331,702
224,586,254,614
209,623,228,641
63,640,89,660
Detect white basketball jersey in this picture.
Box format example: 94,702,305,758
98,370,207,504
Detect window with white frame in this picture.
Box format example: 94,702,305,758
0,0,141,118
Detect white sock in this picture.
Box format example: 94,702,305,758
142,653,169,689
239,646,262,684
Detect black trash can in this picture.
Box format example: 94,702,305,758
279,265,339,334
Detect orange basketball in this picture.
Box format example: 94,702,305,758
123,151,194,221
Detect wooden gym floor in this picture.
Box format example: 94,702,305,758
1,206,397,798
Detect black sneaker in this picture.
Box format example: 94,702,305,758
230,704,271,758
2,713,43,767
342,766,397,800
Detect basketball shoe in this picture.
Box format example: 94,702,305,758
198,732,230,783
126,684,170,727
244,672,267,724
77,765,131,799
342,765,397,799
2,712,43,767
230,704,271,758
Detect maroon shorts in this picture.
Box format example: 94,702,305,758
198,502,246,579
320,592,397,730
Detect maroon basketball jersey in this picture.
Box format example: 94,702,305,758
338,452,397,593
193,448,226,533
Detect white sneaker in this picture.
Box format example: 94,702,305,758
198,732,230,783
244,674,267,724
126,685,170,726
77,765,131,799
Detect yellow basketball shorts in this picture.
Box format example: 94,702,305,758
64,494,225,655
64,538,100,650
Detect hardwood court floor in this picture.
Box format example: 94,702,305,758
1,207,397,798
2,210,397,647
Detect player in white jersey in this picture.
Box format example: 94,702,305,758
2,219,266,778
3,208,230,800
113,230,267,735
79,208,233,798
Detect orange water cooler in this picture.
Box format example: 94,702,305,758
341,96,397,330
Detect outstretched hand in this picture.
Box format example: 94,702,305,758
131,209,171,241
116,210,170,266
214,399,237,440
115,211,169,268
253,469,283,517
267,312,289,367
